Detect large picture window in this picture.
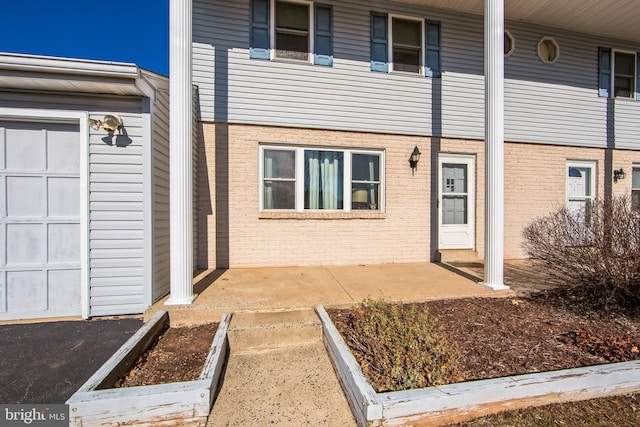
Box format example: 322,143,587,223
260,146,384,212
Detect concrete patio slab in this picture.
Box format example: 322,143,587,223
146,263,510,325
330,263,499,302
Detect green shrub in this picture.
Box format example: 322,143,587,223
341,299,463,392
522,195,640,307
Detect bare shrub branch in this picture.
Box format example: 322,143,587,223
522,196,640,307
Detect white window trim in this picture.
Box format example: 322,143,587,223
388,14,425,75
259,145,385,213
270,0,315,64
611,49,637,100
566,160,596,204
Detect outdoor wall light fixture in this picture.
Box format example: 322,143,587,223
409,145,421,174
89,114,123,134
614,168,626,183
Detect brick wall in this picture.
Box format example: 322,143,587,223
197,123,640,267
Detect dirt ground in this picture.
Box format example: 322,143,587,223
116,322,218,387
329,294,640,386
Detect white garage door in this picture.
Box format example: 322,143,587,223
0,121,82,320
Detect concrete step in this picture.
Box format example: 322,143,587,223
227,309,322,352
436,249,481,264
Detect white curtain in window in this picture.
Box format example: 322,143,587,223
368,159,376,206
307,151,340,209
264,155,274,209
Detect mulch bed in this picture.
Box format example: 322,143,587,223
115,322,218,388
328,293,640,389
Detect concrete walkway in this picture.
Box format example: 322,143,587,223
207,310,356,426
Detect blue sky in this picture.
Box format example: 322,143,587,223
0,1,169,76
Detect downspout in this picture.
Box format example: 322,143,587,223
166,0,197,304
482,0,509,290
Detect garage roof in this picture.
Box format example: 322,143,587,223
0,53,155,97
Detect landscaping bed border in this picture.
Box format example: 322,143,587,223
66,310,231,426
316,306,640,426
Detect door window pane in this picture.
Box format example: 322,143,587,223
633,168,640,212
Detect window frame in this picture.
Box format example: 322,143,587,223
504,30,515,57
270,0,314,63
259,145,385,213
632,165,640,212
537,36,559,63
612,49,637,99
389,14,425,74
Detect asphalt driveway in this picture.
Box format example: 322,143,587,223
0,317,142,404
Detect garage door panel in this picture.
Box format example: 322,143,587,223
0,121,81,320
5,127,46,171
48,270,81,311
48,131,80,173
6,176,45,217
6,223,45,265
48,177,80,217
7,270,46,312
48,224,80,263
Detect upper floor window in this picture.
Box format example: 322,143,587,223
261,146,384,212
275,1,310,61
391,17,423,73
370,12,441,77
250,0,333,66
537,37,559,63
504,31,515,57
614,51,636,98
598,47,639,99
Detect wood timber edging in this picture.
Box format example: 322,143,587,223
316,305,640,427
66,310,232,426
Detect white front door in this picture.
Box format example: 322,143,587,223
0,121,82,320
566,162,594,215
438,154,475,250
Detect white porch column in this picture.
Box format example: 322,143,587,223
482,0,509,290
166,0,196,305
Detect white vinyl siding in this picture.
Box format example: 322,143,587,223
193,0,640,149
0,91,158,317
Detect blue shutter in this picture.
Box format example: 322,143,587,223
425,20,441,77
598,47,611,97
370,12,388,72
250,0,270,59
636,53,640,100
314,3,333,66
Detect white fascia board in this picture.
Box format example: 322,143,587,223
0,52,139,79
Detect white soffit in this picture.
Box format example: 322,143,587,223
394,0,640,43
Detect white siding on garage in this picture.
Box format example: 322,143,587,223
0,121,81,320
193,0,640,148
0,92,150,317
